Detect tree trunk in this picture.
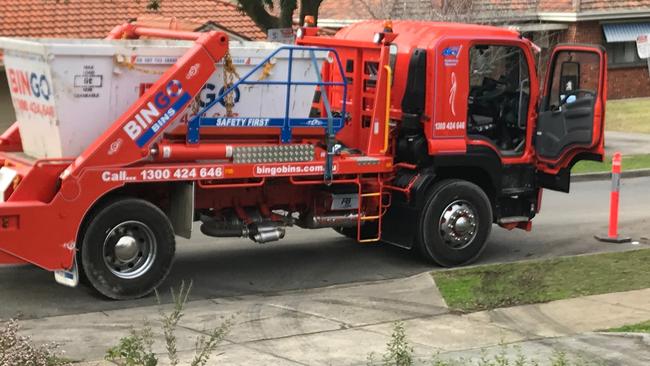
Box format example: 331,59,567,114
237,0,279,32
279,0,298,28
299,0,322,26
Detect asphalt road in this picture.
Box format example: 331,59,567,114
1,176,649,320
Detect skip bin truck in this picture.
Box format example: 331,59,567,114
0,20,606,299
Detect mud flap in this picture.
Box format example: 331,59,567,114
169,182,194,239
0,167,17,202
54,257,79,288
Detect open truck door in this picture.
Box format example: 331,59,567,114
535,45,607,192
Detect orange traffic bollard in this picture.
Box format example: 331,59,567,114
595,152,631,243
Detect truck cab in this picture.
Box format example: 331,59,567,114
318,21,606,264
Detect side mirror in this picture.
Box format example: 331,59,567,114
559,61,580,104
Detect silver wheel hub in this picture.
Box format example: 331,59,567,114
439,200,478,250
103,221,157,280
114,236,139,262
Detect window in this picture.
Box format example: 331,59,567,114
602,22,650,67
467,45,530,155
547,51,601,109
605,42,645,67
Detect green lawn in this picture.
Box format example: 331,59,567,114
432,249,650,312
606,98,650,134
606,320,650,334
572,153,650,174
570,97,650,174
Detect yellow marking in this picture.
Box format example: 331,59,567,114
381,65,392,153
359,238,381,243
361,215,380,221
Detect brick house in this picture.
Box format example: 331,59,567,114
0,0,266,125
317,0,650,100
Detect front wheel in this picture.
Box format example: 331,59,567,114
416,179,492,267
80,198,175,300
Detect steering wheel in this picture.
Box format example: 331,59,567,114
559,89,595,107
475,78,509,102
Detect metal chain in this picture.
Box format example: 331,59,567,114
114,55,164,75
222,53,240,117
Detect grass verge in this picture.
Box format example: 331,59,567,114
606,98,650,134
606,320,650,334
432,249,650,312
572,154,650,174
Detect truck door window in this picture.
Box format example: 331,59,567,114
467,45,530,156
547,52,599,110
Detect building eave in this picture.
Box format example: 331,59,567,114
510,23,569,32
539,9,650,22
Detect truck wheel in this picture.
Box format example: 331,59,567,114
80,198,175,300
416,179,492,267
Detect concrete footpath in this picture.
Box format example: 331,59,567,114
15,273,650,365
605,131,650,156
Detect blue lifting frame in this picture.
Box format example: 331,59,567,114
186,45,348,145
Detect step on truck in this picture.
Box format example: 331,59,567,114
0,20,606,299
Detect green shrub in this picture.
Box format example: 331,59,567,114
105,281,233,366
105,325,157,366
367,321,414,366
370,323,604,366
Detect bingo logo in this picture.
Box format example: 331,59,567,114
7,69,52,101
123,79,191,146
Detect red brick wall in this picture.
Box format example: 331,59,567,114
564,21,603,44
608,67,650,99
561,21,650,99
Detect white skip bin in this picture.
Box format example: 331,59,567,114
0,38,326,158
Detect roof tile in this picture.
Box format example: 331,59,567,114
0,0,265,40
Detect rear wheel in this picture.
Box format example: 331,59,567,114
416,179,492,267
80,198,175,300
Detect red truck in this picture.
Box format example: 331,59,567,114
0,20,606,299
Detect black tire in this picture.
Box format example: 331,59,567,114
416,179,492,267
80,198,175,300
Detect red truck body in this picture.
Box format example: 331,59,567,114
0,20,606,299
